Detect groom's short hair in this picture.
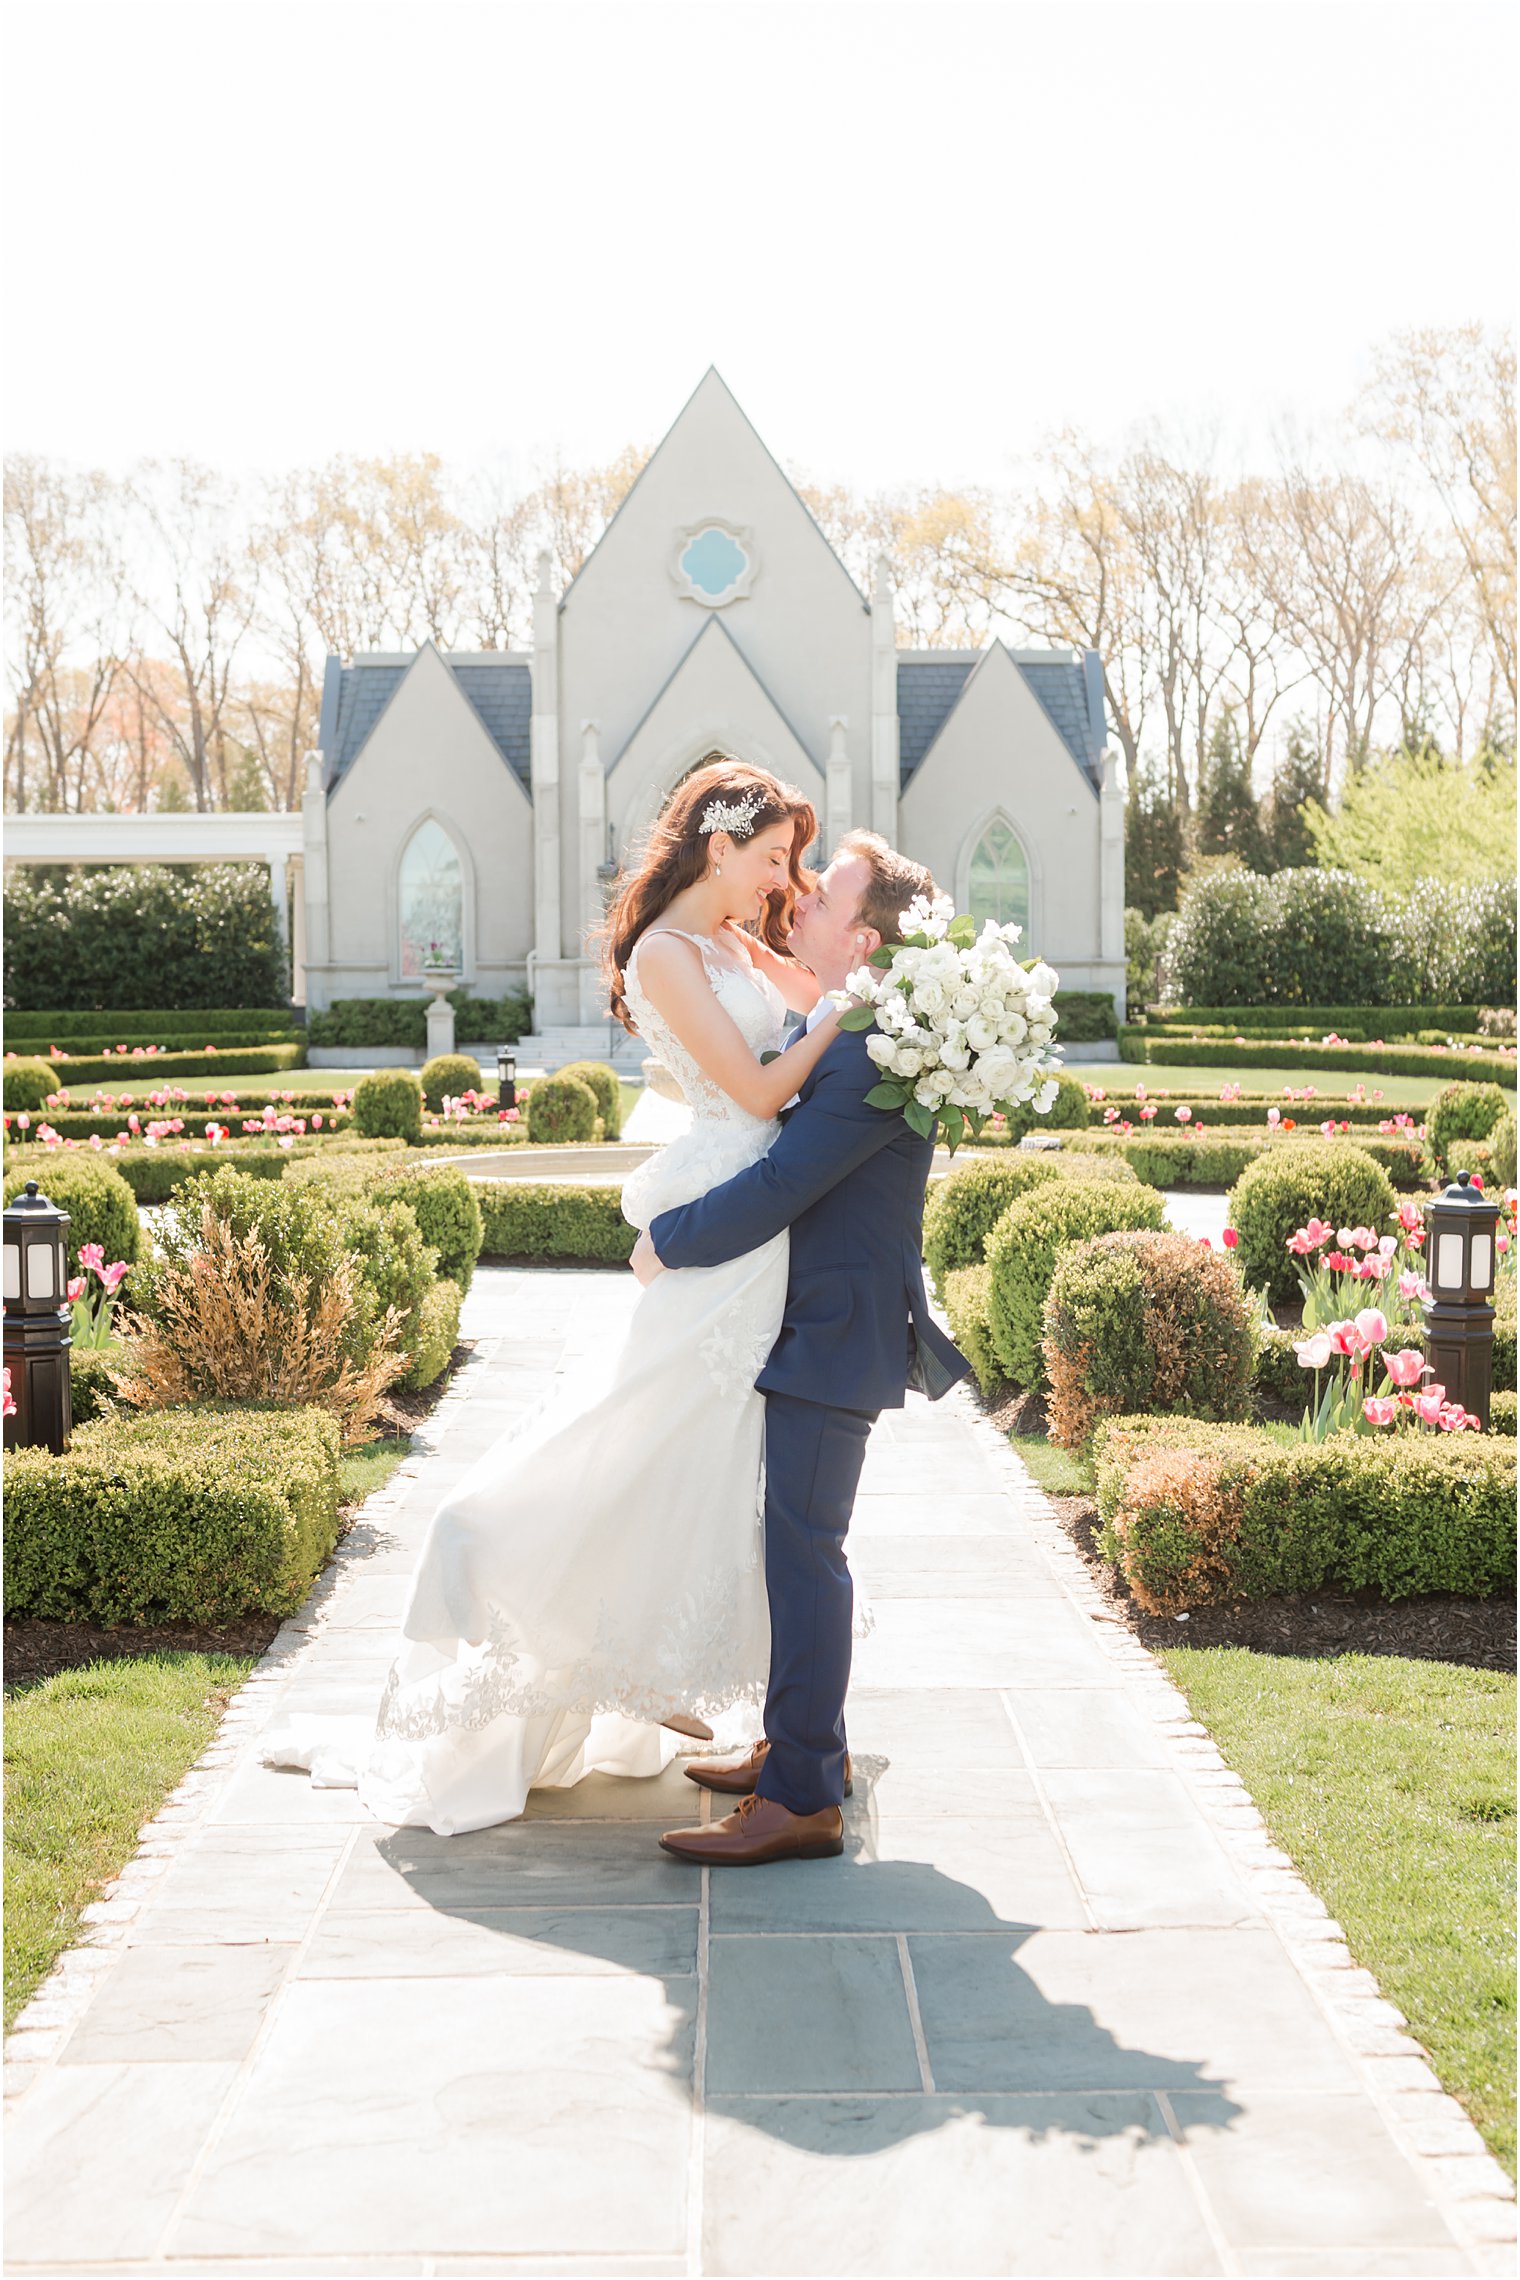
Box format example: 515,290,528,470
835,830,936,946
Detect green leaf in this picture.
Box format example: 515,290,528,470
903,1099,937,1140
838,1005,878,1032
941,1104,966,1148
868,947,896,969
948,915,976,948
864,1082,907,1109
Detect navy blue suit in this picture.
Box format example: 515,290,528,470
650,1023,969,1812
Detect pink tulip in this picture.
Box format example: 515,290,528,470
1412,1391,1445,1425
1222,1227,1239,1249
1362,1398,1397,1427
1328,1320,1364,1357
66,1275,86,1302
78,1241,105,1274
1294,1331,1334,1370
1304,1219,1333,1247
100,1261,128,1292
1397,1271,1427,1301
1,1368,14,1420
1175,1106,1192,1123
1385,1349,1425,1388
1286,1230,1314,1255
1139,1105,1157,1121
1354,1309,1389,1346
1337,1228,1356,1250
1377,1234,1398,1257
1267,1107,1282,1127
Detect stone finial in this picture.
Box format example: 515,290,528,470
580,720,600,767
535,549,556,600
828,715,850,765
303,750,323,793
872,555,893,607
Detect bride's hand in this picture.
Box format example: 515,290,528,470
721,919,761,963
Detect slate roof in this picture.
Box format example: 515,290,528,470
897,651,1105,792
321,654,533,795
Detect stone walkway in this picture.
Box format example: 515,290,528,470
6,1267,1513,2277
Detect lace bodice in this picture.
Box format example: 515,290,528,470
623,928,787,1127
619,927,789,1232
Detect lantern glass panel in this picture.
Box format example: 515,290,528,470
1471,1233,1493,1290
3,1242,18,1301
28,1242,55,1300
1434,1230,1466,1292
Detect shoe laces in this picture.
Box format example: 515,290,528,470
733,1793,764,1825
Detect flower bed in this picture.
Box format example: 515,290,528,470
4,1042,307,1090
1091,1413,1516,1615
1065,1127,1426,1189
1140,1004,1486,1037
3,1403,343,1623
3,1018,301,1056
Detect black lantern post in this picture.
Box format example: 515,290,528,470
3,1180,74,1454
495,1046,518,1112
1421,1170,1500,1428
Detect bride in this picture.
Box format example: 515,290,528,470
262,757,840,1834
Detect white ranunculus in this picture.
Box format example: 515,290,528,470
914,981,948,1019
1028,1021,1054,1046
1027,961,1059,997
965,1015,997,1051
1000,1012,1028,1046
940,1038,971,1071
951,988,979,1019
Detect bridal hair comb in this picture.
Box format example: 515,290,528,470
698,788,765,838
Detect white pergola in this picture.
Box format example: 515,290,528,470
2,811,307,1003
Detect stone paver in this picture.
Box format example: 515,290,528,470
5,1265,1512,2278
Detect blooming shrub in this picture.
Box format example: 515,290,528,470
526,1073,599,1145
351,1069,424,1144
1227,1144,1399,1303
1042,1230,1256,1449
985,1178,1166,1389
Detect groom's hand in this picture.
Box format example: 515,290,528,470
630,1229,666,1285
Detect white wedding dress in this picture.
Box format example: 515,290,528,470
260,928,792,1834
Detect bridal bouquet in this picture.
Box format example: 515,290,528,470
834,893,1063,1152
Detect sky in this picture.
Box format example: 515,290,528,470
4,0,1515,495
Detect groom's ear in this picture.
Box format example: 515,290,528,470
851,925,883,962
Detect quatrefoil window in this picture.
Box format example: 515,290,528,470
671,521,757,607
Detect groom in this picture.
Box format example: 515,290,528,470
630,830,970,1867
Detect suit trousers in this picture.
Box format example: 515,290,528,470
753,1390,877,1817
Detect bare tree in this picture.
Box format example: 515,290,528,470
1359,323,1516,724
122,459,258,809
4,456,124,811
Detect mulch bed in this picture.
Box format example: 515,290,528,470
4,1340,475,1690
984,1388,1517,1676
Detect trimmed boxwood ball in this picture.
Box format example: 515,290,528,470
3,1057,61,1112
1492,1109,1517,1190
923,1150,1138,1287
557,1060,622,1140
985,1178,1166,1390
352,1069,424,1143
1227,1142,1399,1305
526,1073,598,1145
1042,1229,1256,1449
1426,1081,1512,1170
940,1264,1004,1397
420,1052,483,1112
1,1153,143,1276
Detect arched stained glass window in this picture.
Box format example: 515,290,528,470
968,818,1030,933
398,818,463,978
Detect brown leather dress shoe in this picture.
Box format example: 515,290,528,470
683,1739,853,1798
660,1793,845,1866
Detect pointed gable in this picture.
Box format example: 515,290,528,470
901,643,1103,795
324,646,532,797
607,616,824,841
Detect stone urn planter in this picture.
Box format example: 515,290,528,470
421,960,460,1058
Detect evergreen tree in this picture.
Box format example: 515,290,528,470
1197,711,1269,871
1124,757,1188,917
1263,717,1323,872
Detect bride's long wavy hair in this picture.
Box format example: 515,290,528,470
599,756,818,1032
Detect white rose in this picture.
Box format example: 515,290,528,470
913,1076,940,1108
893,1046,925,1077
1027,961,1059,996
1000,1012,1028,1046
965,1015,997,1052
1028,1021,1054,1046
940,1038,971,1071
866,1033,896,1068
914,980,948,1019
951,988,979,1020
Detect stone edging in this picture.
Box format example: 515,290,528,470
1,1333,498,2112
958,1393,1518,2272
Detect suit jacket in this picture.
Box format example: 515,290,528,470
649,1024,970,1413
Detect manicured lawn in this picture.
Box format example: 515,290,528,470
1006,1429,1092,1498
4,1654,256,2028
338,1430,412,1507
1074,1060,1513,1110
1161,1647,1516,2174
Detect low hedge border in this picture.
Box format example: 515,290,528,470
6,1044,309,1087
1091,1413,1517,1613
476,1181,635,1265
5,1006,296,1039
4,1025,300,1058
2,1136,410,1205
1068,1128,1426,1189
1120,1034,1518,1087
306,991,532,1051
1052,990,1118,1043
1143,1005,1485,1034
3,1402,343,1624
